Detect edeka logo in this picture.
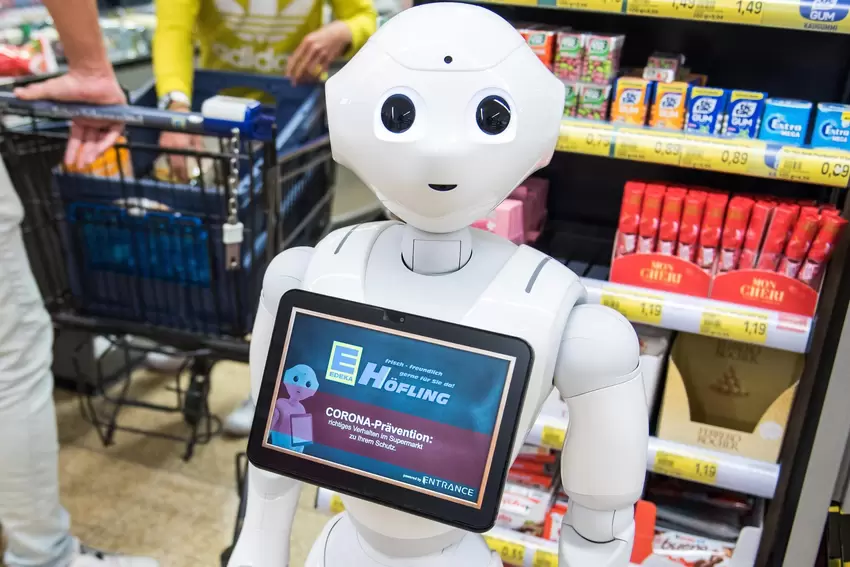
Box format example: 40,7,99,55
799,0,850,29
325,341,363,386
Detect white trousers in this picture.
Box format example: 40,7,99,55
0,158,74,567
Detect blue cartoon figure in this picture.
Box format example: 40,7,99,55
268,364,319,452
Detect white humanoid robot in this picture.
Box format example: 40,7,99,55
227,3,649,566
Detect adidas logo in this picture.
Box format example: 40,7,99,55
212,43,290,72
214,0,316,43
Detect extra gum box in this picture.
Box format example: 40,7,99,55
723,90,766,139
758,98,812,146
685,87,729,135
811,102,850,150
650,81,691,130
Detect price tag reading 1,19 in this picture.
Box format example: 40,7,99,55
699,309,769,344
614,129,683,167
654,450,718,485
533,549,559,567
601,290,664,326
559,121,614,158
484,536,525,565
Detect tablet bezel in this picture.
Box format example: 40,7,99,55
247,289,534,533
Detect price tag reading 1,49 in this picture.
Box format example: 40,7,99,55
484,536,525,565
601,290,664,326
699,309,769,344
654,450,719,485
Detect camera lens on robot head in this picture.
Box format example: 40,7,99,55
381,94,416,134
476,95,510,135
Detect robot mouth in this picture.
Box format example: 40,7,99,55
428,184,457,192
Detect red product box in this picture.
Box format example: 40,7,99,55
755,204,799,271
518,27,558,71
507,469,555,490
638,184,666,253
657,187,687,255
738,200,775,270
799,216,848,288
778,212,820,278
696,193,729,272
543,500,569,542
617,181,646,257
718,196,754,272
676,190,707,262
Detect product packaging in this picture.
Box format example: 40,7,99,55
642,52,686,83
685,87,729,136
638,184,666,253
576,83,611,121
696,193,729,272
798,216,848,288
579,34,624,85
738,200,775,270
778,212,820,278
755,204,799,271
563,81,579,117
723,90,767,139
635,324,673,408
810,102,850,150
554,31,585,82
610,77,654,125
471,199,525,244
649,81,691,130
509,177,548,242
616,181,646,257
497,482,554,535
675,190,707,262
66,136,134,179
758,98,813,146
543,500,569,542
718,196,755,272
657,333,805,463
647,529,736,566
517,26,558,71
658,187,687,255
0,35,58,77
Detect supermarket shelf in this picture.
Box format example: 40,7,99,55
556,118,850,189
528,413,779,498
481,0,850,34
579,278,813,353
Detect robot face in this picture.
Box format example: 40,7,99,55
326,3,566,234
283,364,319,401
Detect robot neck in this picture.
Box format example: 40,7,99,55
400,224,473,275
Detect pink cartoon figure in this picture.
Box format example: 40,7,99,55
268,364,319,452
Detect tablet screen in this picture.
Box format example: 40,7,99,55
262,307,517,509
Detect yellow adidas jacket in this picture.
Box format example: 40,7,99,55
153,0,377,101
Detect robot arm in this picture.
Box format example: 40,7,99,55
228,246,314,567
553,303,649,567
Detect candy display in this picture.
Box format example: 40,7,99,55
577,83,611,121
686,87,729,135
758,98,813,145
722,90,767,139
554,31,584,82
642,52,686,83
650,82,691,130
611,77,654,125
517,25,558,72
580,34,624,85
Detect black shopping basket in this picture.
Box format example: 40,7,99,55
0,70,334,458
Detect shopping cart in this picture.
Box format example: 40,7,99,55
0,70,335,459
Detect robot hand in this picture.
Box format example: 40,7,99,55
553,304,649,567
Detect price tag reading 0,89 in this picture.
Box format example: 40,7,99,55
654,450,719,485
700,310,769,344
601,291,664,326
484,537,525,565
614,129,683,167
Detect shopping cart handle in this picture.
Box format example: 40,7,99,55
0,93,276,141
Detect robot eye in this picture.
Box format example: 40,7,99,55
381,94,416,134
293,376,299,382
476,95,511,135
306,382,312,388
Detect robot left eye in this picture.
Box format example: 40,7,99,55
476,95,511,135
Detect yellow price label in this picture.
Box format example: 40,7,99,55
761,3,850,34
533,549,559,567
541,424,567,449
329,494,346,514
556,0,623,12
681,136,764,176
712,0,765,24
777,147,850,188
626,0,696,18
614,129,684,167
654,450,718,484
484,536,526,565
699,309,769,344
558,121,614,157
601,291,664,326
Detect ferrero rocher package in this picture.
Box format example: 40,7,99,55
657,333,804,463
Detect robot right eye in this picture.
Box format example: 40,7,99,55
380,94,416,134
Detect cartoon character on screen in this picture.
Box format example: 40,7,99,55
268,364,318,452
228,3,648,567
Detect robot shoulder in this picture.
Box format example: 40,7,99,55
515,247,583,299
312,221,400,258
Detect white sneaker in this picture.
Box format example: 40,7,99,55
223,398,255,437
69,539,159,567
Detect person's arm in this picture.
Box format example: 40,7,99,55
40,0,114,79
153,0,201,105
331,0,378,58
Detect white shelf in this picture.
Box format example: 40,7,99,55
528,413,779,498
579,277,812,353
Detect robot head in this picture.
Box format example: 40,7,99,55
326,3,565,234
283,364,319,401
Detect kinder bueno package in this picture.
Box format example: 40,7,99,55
496,482,554,536
642,528,735,566
658,187,687,255
696,193,728,272
676,190,707,262
638,184,667,253
718,196,754,272
617,181,646,257
798,215,848,288
738,200,775,269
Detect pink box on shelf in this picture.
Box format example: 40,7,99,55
473,199,525,244
510,177,549,241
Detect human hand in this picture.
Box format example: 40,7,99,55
287,21,352,85
159,106,204,183
14,70,126,169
